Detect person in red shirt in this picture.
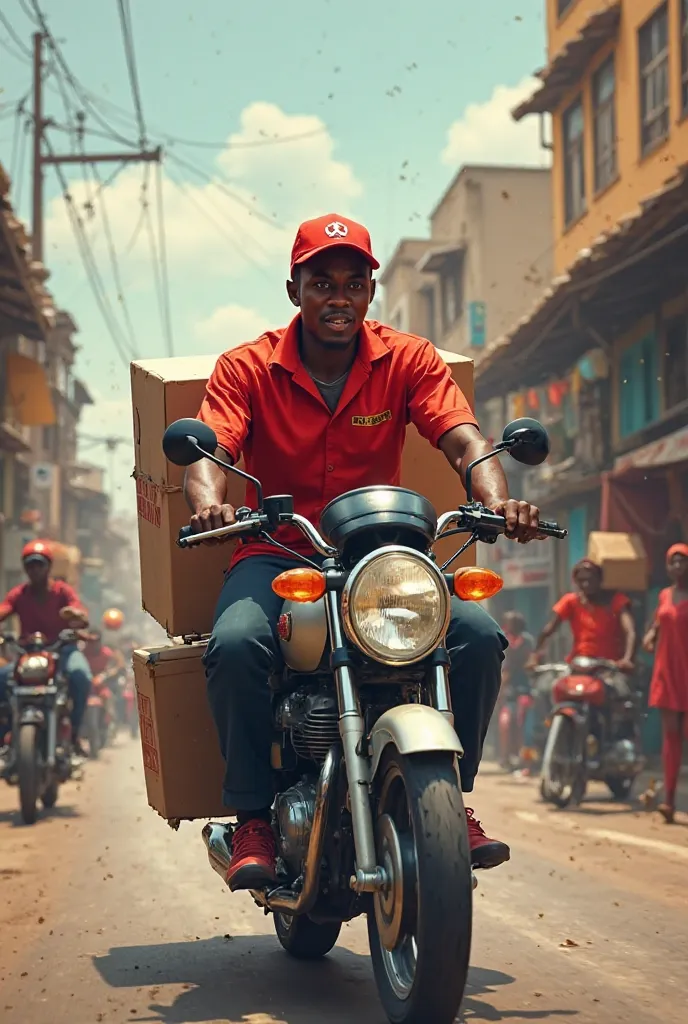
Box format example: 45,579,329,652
531,559,636,669
84,631,116,677
643,543,688,823
0,540,92,753
185,213,544,890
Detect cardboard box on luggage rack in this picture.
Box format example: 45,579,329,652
131,344,476,821
587,531,649,592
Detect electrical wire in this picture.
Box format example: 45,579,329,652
142,175,173,358
90,162,140,358
154,160,174,356
123,163,151,256
13,117,31,208
0,8,32,58
115,0,147,146
44,135,135,370
167,149,281,229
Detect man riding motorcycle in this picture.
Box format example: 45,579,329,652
185,212,544,892
0,540,92,757
530,559,636,678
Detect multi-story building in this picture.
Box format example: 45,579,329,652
380,165,553,358
476,0,688,635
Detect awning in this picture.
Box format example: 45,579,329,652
613,423,688,475
475,164,688,399
5,351,56,426
416,245,465,275
512,3,621,121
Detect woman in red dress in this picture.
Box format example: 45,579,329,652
643,544,688,824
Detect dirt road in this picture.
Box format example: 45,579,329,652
1,740,686,1023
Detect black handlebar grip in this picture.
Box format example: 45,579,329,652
177,525,194,548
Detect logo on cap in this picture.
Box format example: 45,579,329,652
324,221,348,239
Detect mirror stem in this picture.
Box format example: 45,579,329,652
464,446,506,504
191,440,265,508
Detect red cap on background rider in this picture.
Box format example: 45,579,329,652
0,540,88,643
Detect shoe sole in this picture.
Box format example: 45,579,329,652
227,863,277,892
471,842,511,870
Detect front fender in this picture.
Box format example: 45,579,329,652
19,706,45,726
369,704,463,782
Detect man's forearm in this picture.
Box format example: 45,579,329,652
441,430,509,507
184,458,227,514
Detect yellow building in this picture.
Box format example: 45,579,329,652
515,1,688,273
475,0,688,628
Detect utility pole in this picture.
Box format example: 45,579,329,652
30,31,161,264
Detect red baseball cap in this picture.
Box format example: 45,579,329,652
290,213,380,275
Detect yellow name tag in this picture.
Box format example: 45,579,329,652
351,410,392,427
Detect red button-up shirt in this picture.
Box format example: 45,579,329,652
0,580,86,644
198,316,477,566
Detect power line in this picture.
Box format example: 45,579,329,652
43,134,135,370
123,164,151,256
167,149,282,229
0,8,32,58
154,160,174,356
90,162,140,358
142,175,174,358
115,0,147,146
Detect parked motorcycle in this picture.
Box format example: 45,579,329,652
161,415,565,1024
540,656,645,807
0,629,82,824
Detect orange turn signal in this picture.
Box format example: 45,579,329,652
272,567,326,603
453,566,503,602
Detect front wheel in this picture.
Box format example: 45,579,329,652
274,913,341,959
606,775,635,801
18,724,40,825
540,714,585,808
368,750,472,1024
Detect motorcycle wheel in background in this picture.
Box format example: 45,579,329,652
274,913,342,960
84,703,101,760
367,749,472,1024
18,723,40,825
540,713,586,808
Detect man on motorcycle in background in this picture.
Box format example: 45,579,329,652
530,559,636,678
0,540,92,757
500,611,537,771
84,630,116,677
185,212,545,891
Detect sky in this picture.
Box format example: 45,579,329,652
0,0,550,514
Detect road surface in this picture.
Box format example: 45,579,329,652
1,739,686,1024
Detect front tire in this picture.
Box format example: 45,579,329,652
18,724,40,825
368,749,472,1024
606,776,635,801
540,714,585,808
274,913,341,959
41,780,59,809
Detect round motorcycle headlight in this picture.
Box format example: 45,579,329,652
16,654,51,683
341,548,450,665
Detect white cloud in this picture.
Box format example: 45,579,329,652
193,303,269,354
442,77,550,168
44,102,364,280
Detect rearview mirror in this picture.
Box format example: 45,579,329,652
501,417,550,467
163,418,218,467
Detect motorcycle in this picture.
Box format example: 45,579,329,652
0,629,82,824
497,686,536,772
540,656,645,808
161,414,566,1024
83,672,116,758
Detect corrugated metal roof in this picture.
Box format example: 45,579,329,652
0,162,56,340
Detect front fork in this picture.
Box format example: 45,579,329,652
323,587,454,894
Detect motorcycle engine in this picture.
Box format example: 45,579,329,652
275,780,316,877
278,688,339,764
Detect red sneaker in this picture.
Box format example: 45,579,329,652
465,808,510,869
226,819,277,892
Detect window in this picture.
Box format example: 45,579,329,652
639,5,669,154
681,0,688,114
593,56,617,192
439,258,463,332
618,334,660,438
664,315,688,410
563,96,586,225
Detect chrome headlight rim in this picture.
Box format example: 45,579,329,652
341,545,450,666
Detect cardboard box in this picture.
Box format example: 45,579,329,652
587,532,649,592
131,355,247,638
133,642,228,820
132,345,475,638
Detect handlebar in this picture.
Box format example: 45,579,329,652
178,502,567,552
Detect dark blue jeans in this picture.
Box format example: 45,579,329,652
0,645,92,739
204,555,507,811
